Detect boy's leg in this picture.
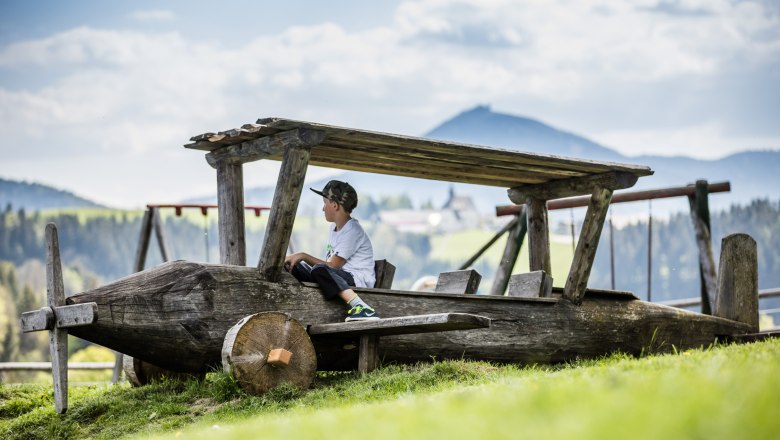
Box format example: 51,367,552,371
290,261,316,283
310,264,379,320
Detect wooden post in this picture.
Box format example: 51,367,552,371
151,207,171,263
45,223,68,414
526,197,551,275
714,234,759,332
358,335,379,374
689,180,716,314
257,144,312,280
217,162,246,266
490,211,528,295
563,187,613,304
133,209,154,272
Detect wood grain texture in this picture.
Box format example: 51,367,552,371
217,161,246,265
688,189,717,314
46,223,67,414
508,171,638,202
308,313,491,337
526,197,551,275
434,270,482,294
714,234,759,332
133,209,153,272
65,261,752,373
507,271,553,298
257,144,311,280
221,312,316,395
185,118,652,189
151,208,171,263
563,187,613,304
205,128,326,167
123,355,204,387
373,260,396,289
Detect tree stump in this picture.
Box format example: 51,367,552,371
221,312,317,395
123,355,204,387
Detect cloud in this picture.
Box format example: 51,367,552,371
0,0,778,206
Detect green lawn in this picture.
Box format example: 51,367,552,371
2,339,778,440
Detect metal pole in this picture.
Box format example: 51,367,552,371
609,213,615,290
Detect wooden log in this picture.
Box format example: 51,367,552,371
489,212,528,295
434,270,482,294
688,181,717,314
507,271,553,298
308,313,491,337
257,144,312,280
151,208,171,263
133,209,154,272
563,187,613,304
205,128,325,167
45,223,68,414
217,161,246,266
66,260,753,373
221,312,317,395
374,259,396,289
526,197,551,275
508,171,638,203
714,234,758,332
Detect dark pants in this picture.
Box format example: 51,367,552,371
291,262,356,301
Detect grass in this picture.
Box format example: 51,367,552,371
2,339,779,440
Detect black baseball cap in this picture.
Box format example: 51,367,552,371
310,180,358,212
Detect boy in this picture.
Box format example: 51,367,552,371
283,180,379,321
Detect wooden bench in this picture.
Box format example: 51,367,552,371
308,313,491,373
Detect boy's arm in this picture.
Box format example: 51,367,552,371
284,252,347,271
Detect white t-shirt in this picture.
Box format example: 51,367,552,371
325,218,375,288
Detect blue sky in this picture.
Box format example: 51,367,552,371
1,0,778,208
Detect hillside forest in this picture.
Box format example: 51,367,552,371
1,198,779,371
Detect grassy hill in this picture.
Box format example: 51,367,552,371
2,339,779,439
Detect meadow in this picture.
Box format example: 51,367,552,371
2,339,778,440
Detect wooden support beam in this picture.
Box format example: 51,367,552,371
151,207,171,263
714,234,759,332
206,128,326,168
217,162,246,265
507,271,553,298
133,209,153,272
526,197,551,275
434,270,482,294
357,335,379,374
489,211,528,295
508,171,637,203
45,223,68,414
257,144,312,280
689,180,716,314
373,260,396,289
21,303,97,332
563,187,613,304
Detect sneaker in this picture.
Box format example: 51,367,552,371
345,305,379,321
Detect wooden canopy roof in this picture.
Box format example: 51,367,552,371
185,117,653,197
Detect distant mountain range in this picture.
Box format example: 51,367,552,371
5,105,779,214
0,178,104,211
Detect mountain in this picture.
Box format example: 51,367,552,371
0,178,104,211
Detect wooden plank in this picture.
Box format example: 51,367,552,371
689,180,717,314
563,187,613,304
489,212,528,295
508,171,638,202
308,313,491,337
434,270,482,294
257,144,311,280
714,234,759,332
507,271,553,298
21,307,54,332
53,303,98,329
217,162,246,265
526,197,551,274
205,128,326,168
151,208,171,263
132,209,153,272
358,335,379,374
373,260,396,289
45,223,68,414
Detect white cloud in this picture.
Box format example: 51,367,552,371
0,0,778,207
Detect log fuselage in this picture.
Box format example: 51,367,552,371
67,261,751,373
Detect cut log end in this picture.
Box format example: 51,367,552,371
222,312,316,395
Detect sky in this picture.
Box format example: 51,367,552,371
0,0,778,209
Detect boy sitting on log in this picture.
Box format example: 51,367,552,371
284,180,380,321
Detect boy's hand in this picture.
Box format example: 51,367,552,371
284,252,305,272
